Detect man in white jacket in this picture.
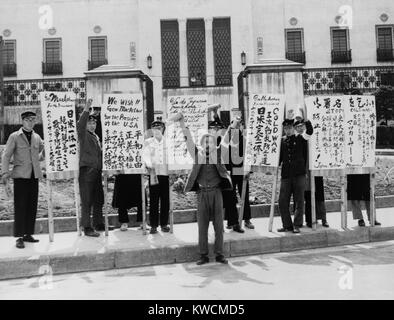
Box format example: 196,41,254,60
143,120,170,234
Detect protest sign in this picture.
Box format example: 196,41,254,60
245,93,285,167
40,92,78,174
343,95,376,168
166,95,208,171
101,93,145,173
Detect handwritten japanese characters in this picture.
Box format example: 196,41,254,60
305,95,376,170
343,95,376,168
166,95,208,171
305,96,346,170
101,93,144,173
40,92,78,173
245,94,284,167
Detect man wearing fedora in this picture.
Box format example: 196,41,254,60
1,110,45,248
143,119,170,234
278,116,313,234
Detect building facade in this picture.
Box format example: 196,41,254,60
1,0,394,130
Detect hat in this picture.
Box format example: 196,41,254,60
208,119,225,129
21,111,36,120
294,119,305,127
88,114,98,122
282,119,294,126
151,120,165,128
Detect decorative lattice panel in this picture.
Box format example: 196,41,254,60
187,19,206,87
213,18,232,86
161,20,180,88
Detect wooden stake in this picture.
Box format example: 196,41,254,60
103,174,109,237
370,171,376,226
340,174,348,230
311,172,317,231
47,178,54,242
141,175,147,235
238,172,248,227
268,167,279,232
73,173,81,236
169,176,174,233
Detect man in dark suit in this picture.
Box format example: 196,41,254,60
169,112,232,265
278,118,313,234
1,111,45,248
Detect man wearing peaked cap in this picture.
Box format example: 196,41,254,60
1,109,45,249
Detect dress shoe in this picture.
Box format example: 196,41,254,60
244,220,255,229
23,235,39,243
293,227,300,234
150,227,158,234
120,223,128,231
358,219,366,227
215,255,228,264
371,221,382,226
84,228,100,237
226,224,233,230
233,224,245,233
94,224,115,231
16,238,25,249
161,225,171,233
322,220,330,228
196,255,209,265
277,227,293,232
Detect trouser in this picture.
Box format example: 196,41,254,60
118,205,142,223
304,191,327,224
197,188,224,256
79,166,104,229
149,175,170,228
13,177,39,237
351,200,371,220
225,174,251,226
279,175,306,229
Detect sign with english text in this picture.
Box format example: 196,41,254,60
40,91,78,174
101,93,145,173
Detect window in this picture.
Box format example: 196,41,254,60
187,19,206,87
89,37,107,70
376,26,394,61
213,18,232,86
161,20,180,88
2,40,16,76
331,28,351,63
285,29,305,64
42,38,62,75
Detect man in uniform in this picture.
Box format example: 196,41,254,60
1,111,45,248
278,117,313,233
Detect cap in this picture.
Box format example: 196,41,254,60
88,114,98,122
294,119,305,127
21,111,36,120
151,120,165,128
282,119,295,126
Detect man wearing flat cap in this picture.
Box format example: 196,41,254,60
77,99,108,237
277,115,313,234
1,110,45,248
142,119,170,234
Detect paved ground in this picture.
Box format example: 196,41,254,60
1,240,394,300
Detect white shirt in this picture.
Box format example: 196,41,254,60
142,136,168,176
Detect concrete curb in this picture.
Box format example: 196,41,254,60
1,225,393,281
1,195,394,237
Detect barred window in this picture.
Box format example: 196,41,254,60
187,19,206,87
44,39,61,63
331,29,349,51
161,20,180,88
2,40,16,64
90,37,107,62
377,27,393,49
286,30,303,53
213,18,232,86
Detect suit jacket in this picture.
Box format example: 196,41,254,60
77,111,102,170
1,128,44,179
184,146,233,193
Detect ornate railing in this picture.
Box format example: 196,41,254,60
88,59,108,70
2,77,86,106
3,62,17,77
377,49,394,62
303,65,394,95
286,51,306,64
42,61,63,75
331,49,352,63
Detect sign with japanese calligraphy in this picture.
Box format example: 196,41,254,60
343,95,376,168
305,96,346,170
166,95,208,171
101,93,144,172
40,92,78,174
245,94,285,167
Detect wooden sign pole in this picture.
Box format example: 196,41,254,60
268,167,279,232
310,172,317,231
370,170,376,226
340,174,348,230
103,174,109,237
73,173,82,236
141,175,148,235
169,178,174,233
47,178,54,242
